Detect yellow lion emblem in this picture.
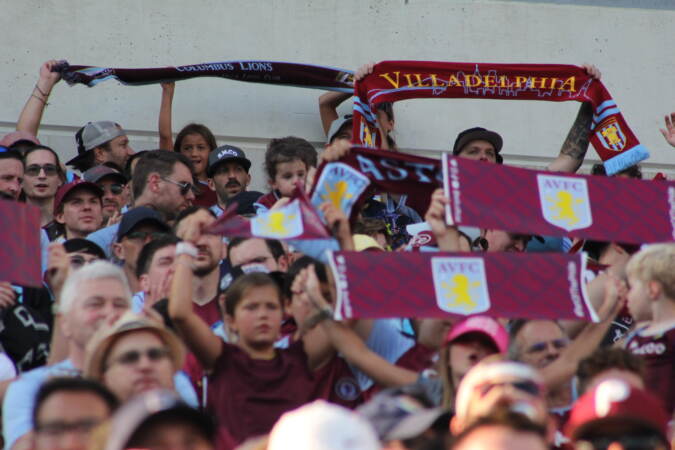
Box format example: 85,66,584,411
320,180,353,210
441,274,480,312
546,190,583,227
256,211,295,236
601,125,622,147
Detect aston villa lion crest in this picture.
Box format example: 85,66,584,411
537,174,593,232
251,200,303,239
431,257,491,315
596,118,626,152
310,163,370,220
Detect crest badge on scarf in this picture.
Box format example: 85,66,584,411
537,174,593,232
432,257,491,315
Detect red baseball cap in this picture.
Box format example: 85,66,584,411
53,179,103,212
444,315,508,354
565,378,669,443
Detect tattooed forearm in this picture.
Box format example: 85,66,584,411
560,102,593,161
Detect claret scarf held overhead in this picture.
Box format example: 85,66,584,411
54,60,354,92
352,61,649,175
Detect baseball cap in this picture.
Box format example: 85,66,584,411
0,131,40,148
82,165,127,185
84,311,185,380
452,127,503,164
116,207,170,241
103,389,215,450
207,145,251,176
326,115,353,144
445,315,509,354
53,179,103,212
267,400,380,450
63,238,106,260
67,121,126,166
357,384,446,442
565,378,669,443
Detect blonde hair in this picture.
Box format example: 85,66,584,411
625,243,675,300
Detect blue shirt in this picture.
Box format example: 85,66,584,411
2,359,198,449
86,223,120,259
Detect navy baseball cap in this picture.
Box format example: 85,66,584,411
207,145,251,176
116,207,170,241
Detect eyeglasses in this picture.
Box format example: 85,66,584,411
525,338,569,354
477,380,542,397
68,254,99,269
97,183,125,195
35,419,101,437
106,347,170,369
575,433,665,450
124,231,168,241
25,164,58,177
161,177,195,196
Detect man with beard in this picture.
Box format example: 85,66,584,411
206,145,255,216
87,150,195,258
0,147,23,200
173,207,224,331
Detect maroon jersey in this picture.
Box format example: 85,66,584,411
311,355,363,409
207,340,315,446
193,182,218,208
256,191,279,210
193,297,222,329
626,324,675,414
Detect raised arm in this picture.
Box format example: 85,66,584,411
158,82,175,150
425,189,471,252
168,210,222,370
319,92,352,135
546,65,601,173
660,112,675,148
320,201,354,251
16,60,62,136
296,266,418,387
540,275,623,390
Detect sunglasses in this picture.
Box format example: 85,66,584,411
125,231,168,241
162,177,195,196
97,183,125,195
35,419,101,437
106,347,170,369
477,380,542,397
525,338,569,354
68,254,99,269
25,164,58,177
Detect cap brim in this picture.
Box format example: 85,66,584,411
385,407,446,441
66,151,90,166
207,157,251,176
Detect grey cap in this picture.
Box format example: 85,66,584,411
68,121,126,166
326,115,353,144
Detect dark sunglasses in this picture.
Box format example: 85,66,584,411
35,418,101,436
25,164,58,177
526,338,569,354
68,254,99,269
125,231,168,241
478,380,541,397
162,177,195,196
97,183,125,195
107,347,170,369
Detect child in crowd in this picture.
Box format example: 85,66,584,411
158,82,218,206
255,136,317,211
623,243,675,414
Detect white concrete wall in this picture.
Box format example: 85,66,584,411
2,0,674,188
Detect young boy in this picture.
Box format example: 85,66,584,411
623,243,675,414
256,136,317,211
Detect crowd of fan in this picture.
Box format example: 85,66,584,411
0,60,673,450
